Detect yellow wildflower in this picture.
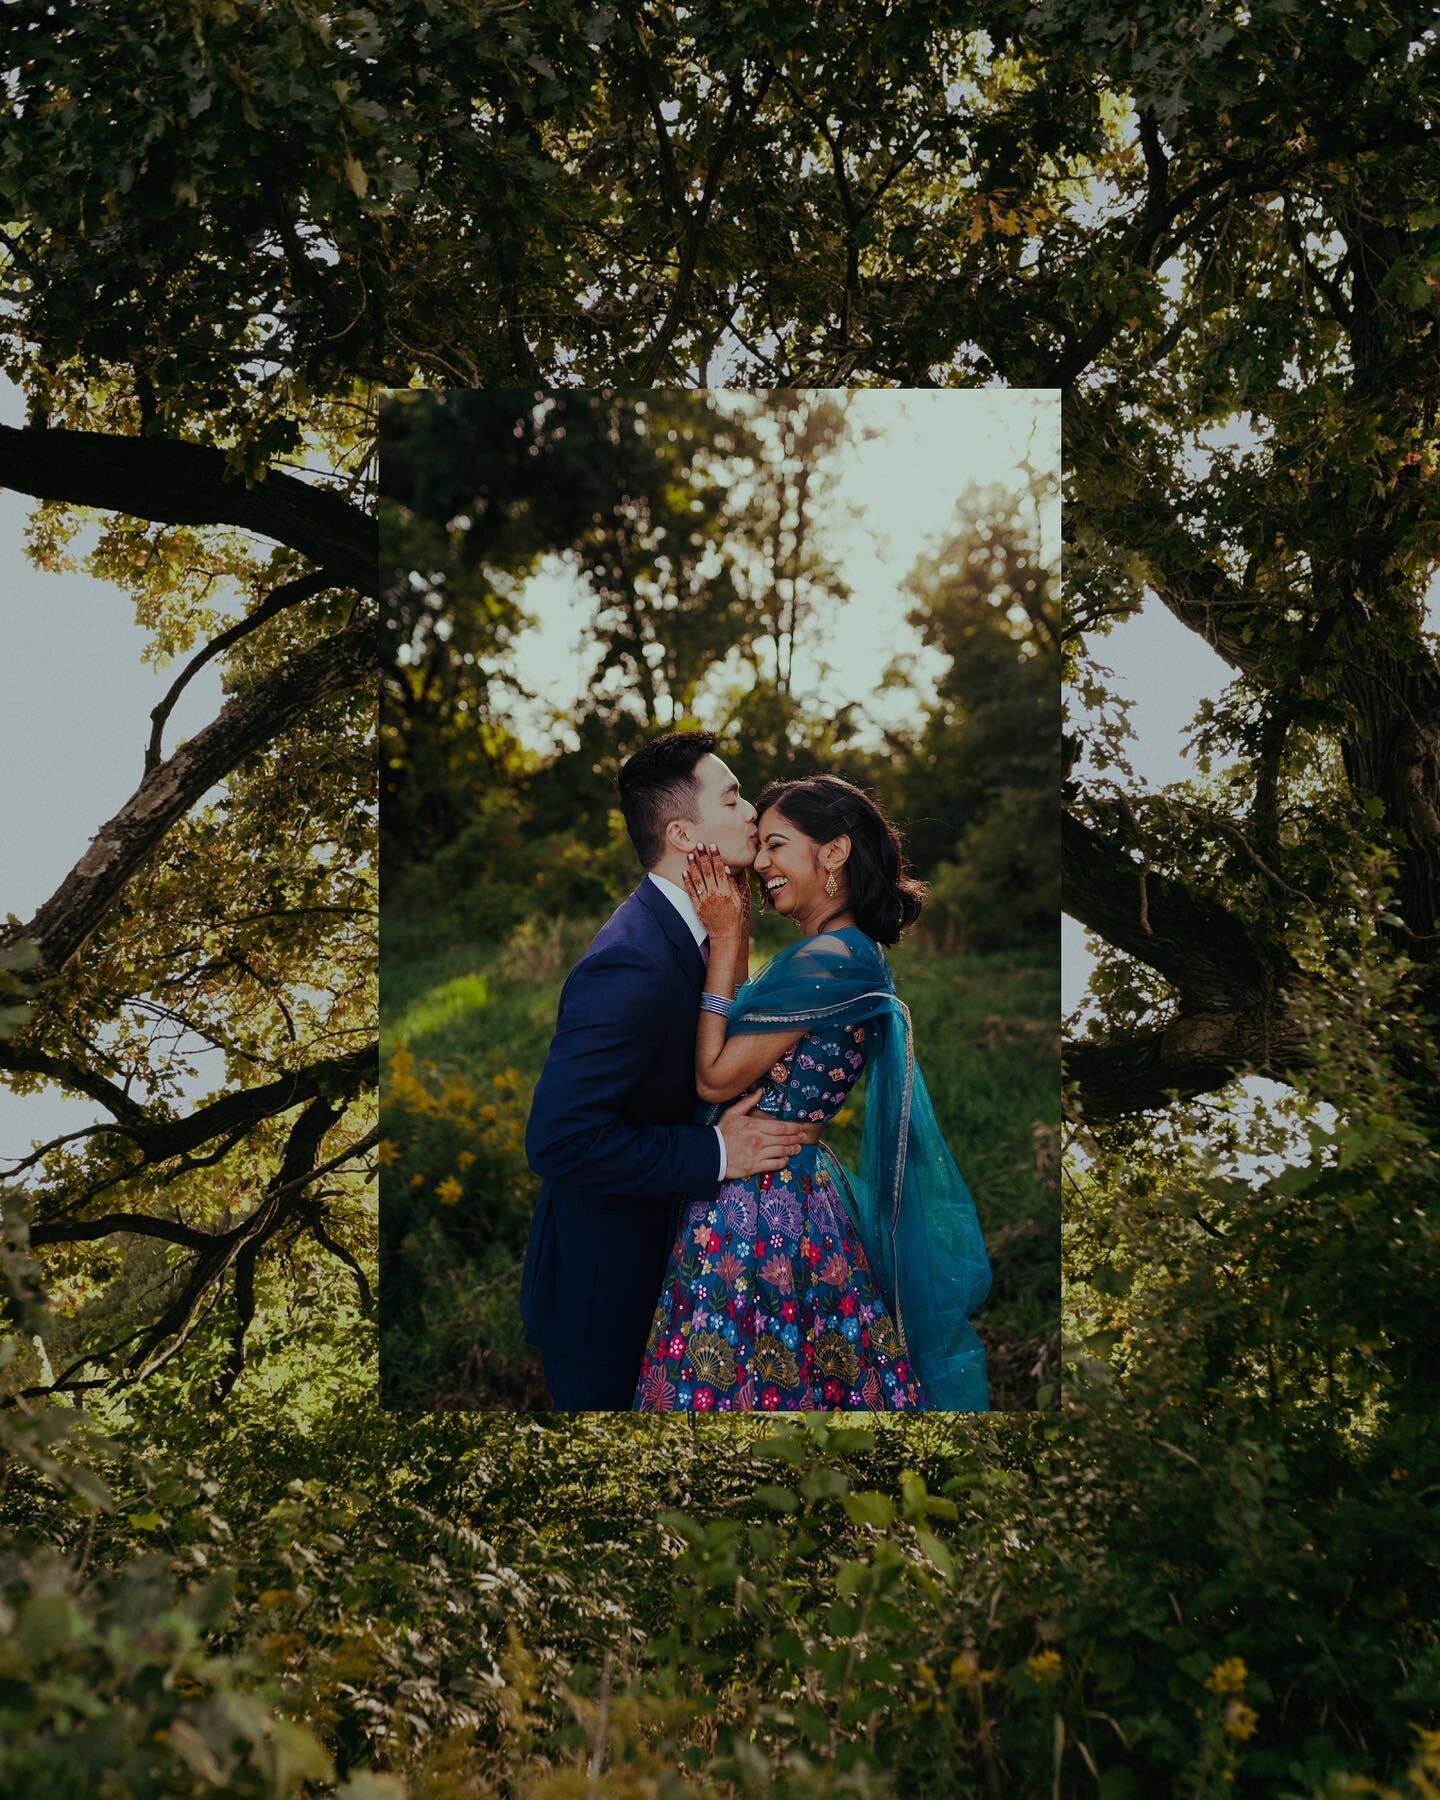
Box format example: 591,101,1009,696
1223,1700,1258,1741
1415,1727,1440,1754
949,1651,993,1685
1025,1650,1063,1684
1204,1657,1248,1695
376,1139,399,1167
457,1150,476,1169
436,1176,464,1206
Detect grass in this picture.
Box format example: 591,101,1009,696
379,902,1059,1412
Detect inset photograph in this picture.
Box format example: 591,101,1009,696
379,389,1059,1411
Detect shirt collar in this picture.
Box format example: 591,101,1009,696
646,870,707,947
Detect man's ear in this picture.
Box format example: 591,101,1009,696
666,817,698,855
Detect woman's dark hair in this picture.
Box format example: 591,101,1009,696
753,775,926,945
617,729,718,868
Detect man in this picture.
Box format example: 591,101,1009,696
521,730,812,1409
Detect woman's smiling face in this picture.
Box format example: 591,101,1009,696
753,805,824,918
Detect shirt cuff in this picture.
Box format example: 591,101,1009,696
713,1124,727,1182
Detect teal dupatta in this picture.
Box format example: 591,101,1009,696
700,926,992,1411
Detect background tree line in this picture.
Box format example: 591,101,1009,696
379,386,1059,955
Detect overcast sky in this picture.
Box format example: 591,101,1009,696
1061,598,1238,1019
0,377,225,1160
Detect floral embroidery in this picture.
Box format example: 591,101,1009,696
635,1015,925,1414
720,1187,758,1236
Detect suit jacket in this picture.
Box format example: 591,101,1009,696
521,879,721,1378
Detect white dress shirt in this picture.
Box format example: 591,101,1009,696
647,872,727,1181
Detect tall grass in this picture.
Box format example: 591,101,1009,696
380,902,1058,1411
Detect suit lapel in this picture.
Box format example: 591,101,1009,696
635,878,707,988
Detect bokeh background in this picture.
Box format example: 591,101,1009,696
378,387,1061,1411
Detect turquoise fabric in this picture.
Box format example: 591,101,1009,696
700,927,991,1411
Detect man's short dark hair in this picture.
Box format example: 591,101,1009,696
617,730,718,869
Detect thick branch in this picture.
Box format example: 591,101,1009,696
1062,805,1319,1116
15,621,376,976
1064,1020,1271,1121
1062,809,1279,1000
125,1044,377,1166
124,1095,354,1387
0,426,377,594
28,1211,217,1251
0,1044,150,1128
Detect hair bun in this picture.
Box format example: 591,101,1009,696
896,881,925,932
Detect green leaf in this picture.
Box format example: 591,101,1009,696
337,1776,408,1800
754,1483,798,1513
168,1719,228,1785
842,1491,895,1529
800,1466,850,1501
754,1430,806,1464
836,1559,872,1597
915,1525,955,1582
64,1465,115,1513
581,4,618,48
265,1718,335,1794
17,1592,81,1659
0,1004,31,1040
794,1700,830,1747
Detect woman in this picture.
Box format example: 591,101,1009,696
633,775,991,1413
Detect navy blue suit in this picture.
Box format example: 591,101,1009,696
522,879,722,1409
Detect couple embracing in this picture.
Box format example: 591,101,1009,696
521,731,991,1413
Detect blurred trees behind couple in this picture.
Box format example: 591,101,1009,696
379,387,1059,956
377,388,1061,1412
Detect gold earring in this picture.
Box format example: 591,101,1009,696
825,870,838,898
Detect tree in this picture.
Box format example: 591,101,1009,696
728,395,854,705
552,391,763,727
13,1,1428,402
1056,5,1440,1124
0,383,378,1403
379,388,766,866
887,467,1061,945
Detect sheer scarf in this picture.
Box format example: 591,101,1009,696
700,927,991,1411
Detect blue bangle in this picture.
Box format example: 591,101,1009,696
700,993,733,1017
